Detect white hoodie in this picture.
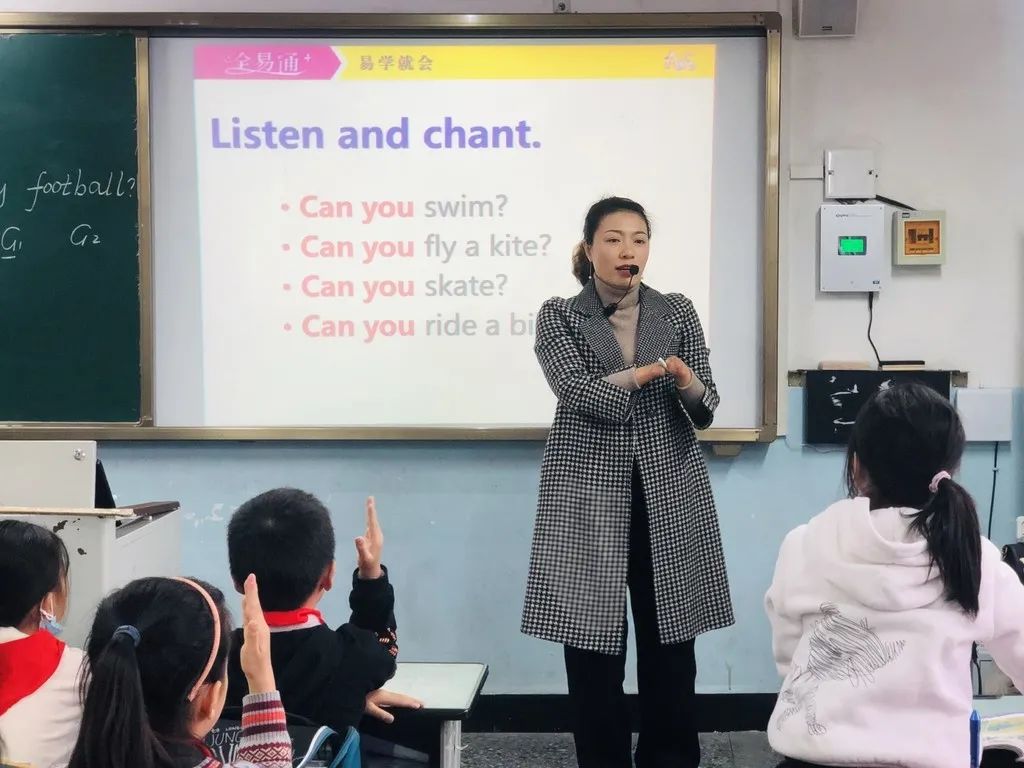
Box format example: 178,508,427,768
765,497,1024,768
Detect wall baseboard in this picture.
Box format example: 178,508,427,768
464,693,776,733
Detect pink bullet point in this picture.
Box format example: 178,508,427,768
284,323,292,331
283,283,292,291
282,243,291,251
281,203,290,212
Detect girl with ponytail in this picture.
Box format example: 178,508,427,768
67,574,290,768
766,382,1024,768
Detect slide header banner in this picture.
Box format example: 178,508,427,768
195,44,716,81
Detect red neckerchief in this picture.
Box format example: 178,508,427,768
0,629,66,715
262,608,325,627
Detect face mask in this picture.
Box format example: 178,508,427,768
39,603,64,637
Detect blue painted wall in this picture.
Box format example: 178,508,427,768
99,389,1021,694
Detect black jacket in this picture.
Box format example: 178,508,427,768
226,567,398,733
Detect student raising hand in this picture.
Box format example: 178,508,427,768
224,488,401,737
355,496,384,580
240,573,276,695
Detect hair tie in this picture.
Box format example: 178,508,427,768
929,470,952,494
112,624,141,648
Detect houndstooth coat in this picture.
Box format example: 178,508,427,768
521,281,734,654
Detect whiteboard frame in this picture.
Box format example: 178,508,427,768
0,12,780,443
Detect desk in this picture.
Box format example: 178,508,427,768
975,695,1024,765
381,662,488,768
0,440,180,647
0,503,180,647
975,695,1024,718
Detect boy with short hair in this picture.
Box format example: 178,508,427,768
225,488,418,730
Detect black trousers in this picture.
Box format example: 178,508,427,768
563,465,700,768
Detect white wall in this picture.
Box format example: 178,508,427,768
1,0,1018,394
786,0,1024,388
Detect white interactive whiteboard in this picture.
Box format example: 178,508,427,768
145,15,779,439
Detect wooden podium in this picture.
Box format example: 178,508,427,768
0,441,182,647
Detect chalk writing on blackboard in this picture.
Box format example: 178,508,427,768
829,379,860,427
70,224,102,247
1,170,135,264
1,226,22,259
25,169,137,213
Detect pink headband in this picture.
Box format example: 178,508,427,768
929,471,952,494
173,577,221,702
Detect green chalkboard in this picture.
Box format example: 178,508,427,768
0,33,142,423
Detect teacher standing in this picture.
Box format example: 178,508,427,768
521,197,734,768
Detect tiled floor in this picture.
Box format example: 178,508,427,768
465,732,778,767
372,731,779,767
